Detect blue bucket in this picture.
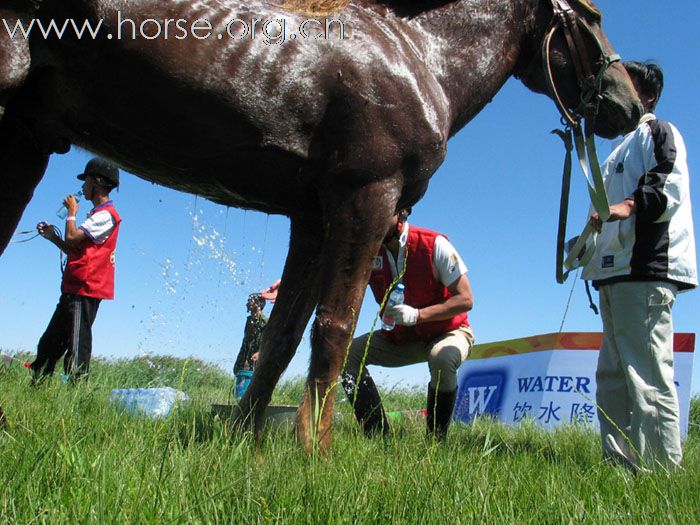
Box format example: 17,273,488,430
234,370,254,399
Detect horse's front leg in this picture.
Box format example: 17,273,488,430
0,9,47,256
0,116,50,256
234,216,324,436
297,179,399,453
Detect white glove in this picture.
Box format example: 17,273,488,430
389,304,419,326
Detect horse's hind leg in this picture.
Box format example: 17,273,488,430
235,215,324,436
0,118,50,256
297,179,398,453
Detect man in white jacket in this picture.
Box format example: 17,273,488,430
583,61,697,471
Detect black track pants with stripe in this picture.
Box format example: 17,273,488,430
31,293,101,379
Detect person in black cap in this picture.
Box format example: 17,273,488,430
31,157,122,381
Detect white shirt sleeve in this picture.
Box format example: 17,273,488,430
79,210,116,244
432,236,468,287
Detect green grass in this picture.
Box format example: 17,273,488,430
1,353,698,524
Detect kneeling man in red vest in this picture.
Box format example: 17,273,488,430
341,208,474,439
31,158,121,382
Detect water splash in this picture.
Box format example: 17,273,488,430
136,199,273,364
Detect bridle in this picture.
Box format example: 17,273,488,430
536,0,620,288
542,0,621,127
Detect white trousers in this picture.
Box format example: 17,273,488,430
597,281,682,470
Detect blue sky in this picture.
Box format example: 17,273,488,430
1,1,699,395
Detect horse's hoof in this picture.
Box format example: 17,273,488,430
296,403,332,455
230,404,255,435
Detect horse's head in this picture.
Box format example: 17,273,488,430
517,0,642,138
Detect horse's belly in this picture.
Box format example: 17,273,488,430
29,1,450,212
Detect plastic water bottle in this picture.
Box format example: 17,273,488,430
141,388,164,415
381,283,405,331
109,387,189,418
56,190,84,219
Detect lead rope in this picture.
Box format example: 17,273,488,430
574,121,610,220
9,229,40,243
555,122,610,277
554,121,606,315
10,224,66,273
554,127,573,284
558,267,579,332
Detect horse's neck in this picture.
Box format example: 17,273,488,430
407,0,542,135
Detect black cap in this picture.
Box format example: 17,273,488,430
77,158,120,188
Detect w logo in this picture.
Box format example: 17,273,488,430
454,370,506,423
466,386,498,414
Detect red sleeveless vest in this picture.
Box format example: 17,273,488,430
62,202,121,300
368,225,468,343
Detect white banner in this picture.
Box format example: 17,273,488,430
454,332,695,437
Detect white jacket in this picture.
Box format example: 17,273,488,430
581,114,697,290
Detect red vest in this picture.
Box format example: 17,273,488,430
62,202,121,300
368,225,469,343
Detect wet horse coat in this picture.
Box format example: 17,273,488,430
0,0,641,450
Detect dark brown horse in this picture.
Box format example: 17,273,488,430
0,0,641,451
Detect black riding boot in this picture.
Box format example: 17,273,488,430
341,371,389,437
30,360,56,385
426,385,457,440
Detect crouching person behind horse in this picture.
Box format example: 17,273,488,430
341,208,475,440
232,293,267,398
30,158,121,382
